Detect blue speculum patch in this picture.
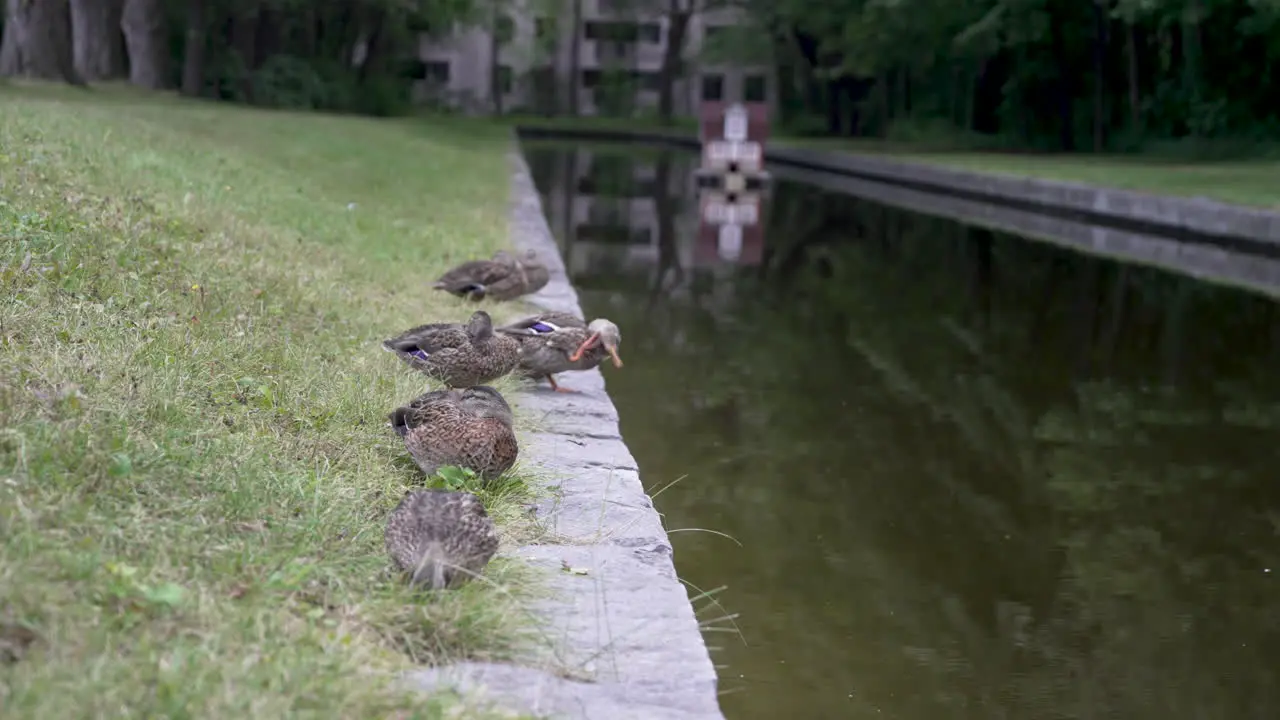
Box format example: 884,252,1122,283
409,349,429,361
530,322,555,333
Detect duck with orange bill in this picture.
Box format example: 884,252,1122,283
497,312,623,393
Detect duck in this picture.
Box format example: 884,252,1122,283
382,310,520,388
388,385,519,481
497,312,623,393
433,249,550,302
385,489,500,590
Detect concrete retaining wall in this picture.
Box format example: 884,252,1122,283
406,144,725,720
514,125,1280,251
775,163,1280,301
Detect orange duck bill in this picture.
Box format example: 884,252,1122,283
568,333,624,368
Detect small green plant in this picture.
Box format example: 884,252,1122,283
432,464,480,492
96,563,187,622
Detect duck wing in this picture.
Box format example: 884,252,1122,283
497,312,587,336
382,323,470,356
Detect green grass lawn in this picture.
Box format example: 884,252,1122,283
773,137,1280,210
0,83,549,718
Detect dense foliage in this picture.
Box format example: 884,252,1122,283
3,0,1278,148
754,0,1280,151
0,0,476,116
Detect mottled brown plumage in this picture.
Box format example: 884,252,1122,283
382,310,520,388
389,385,518,481
432,249,550,302
385,489,500,589
498,313,623,393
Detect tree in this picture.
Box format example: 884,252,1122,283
69,0,125,81
120,0,169,89
0,0,86,85
180,0,206,96
655,0,690,124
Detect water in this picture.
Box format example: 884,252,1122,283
524,143,1280,720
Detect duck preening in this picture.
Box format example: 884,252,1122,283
498,312,623,393
388,385,519,481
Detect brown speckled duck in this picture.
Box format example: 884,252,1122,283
497,311,623,393
388,385,519,481
382,310,520,388
433,249,550,302
385,489,500,590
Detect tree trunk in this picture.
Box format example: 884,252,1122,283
1126,21,1141,135
897,67,909,117
0,0,86,84
1090,0,1108,152
964,60,981,131
70,0,124,80
180,0,206,96
355,8,385,83
1049,4,1075,151
121,0,169,88
228,4,260,100
567,0,581,115
656,4,690,125
489,4,502,114
253,5,282,61
1181,0,1204,128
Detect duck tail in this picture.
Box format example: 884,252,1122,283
410,542,449,589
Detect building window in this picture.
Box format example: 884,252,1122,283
586,20,654,42
701,74,724,101
744,74,767,103
535,17,555,39
425,61,451,85
581,69,602,89
495,14,516,45
640,72,661,93
498,65,514,94
599,40,633,64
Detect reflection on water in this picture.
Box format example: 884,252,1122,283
524,144,1280,720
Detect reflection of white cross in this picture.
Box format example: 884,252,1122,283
718,224,743,261
706,141,761,167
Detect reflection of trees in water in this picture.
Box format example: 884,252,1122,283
593,195,1280,718
649,152,683,310
539,146,1280,714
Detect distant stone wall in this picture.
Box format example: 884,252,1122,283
768,147,1280,251
777,164,1280,301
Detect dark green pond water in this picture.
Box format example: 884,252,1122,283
524,144,1280,720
